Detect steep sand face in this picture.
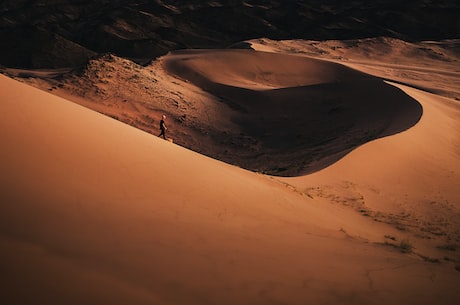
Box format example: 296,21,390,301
1,73,460,305
164,49,423,175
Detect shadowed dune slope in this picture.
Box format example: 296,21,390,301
164,49,423,175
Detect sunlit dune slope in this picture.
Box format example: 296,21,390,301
2,74,459,305
164,49,422,175
281,83,460,258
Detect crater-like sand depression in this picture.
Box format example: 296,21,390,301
165,49,423,176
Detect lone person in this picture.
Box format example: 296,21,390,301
158,115,167,139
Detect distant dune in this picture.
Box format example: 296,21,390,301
249,37,460,100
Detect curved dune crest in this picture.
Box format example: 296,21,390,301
164,49,423,175
165,49,345,90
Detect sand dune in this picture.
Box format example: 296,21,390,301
249,37,460,100
1,45,460,305
2,36,460,304
7,38,456,178
164,49,423,175
281,83,460,256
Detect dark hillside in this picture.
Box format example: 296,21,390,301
1,0,458,68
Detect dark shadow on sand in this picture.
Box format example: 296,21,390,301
165,51,423,176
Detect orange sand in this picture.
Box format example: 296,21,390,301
1,37,460,304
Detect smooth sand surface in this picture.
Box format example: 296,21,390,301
1,37,460,304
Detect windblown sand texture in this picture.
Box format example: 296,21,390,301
1,37,460,305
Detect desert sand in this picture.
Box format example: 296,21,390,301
1,37,460,305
